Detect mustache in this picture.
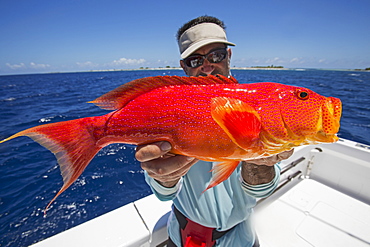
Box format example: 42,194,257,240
199,70,220,77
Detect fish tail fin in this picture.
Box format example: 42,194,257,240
203,161,240,192
1,117,106,213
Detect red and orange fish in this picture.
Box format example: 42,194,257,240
0,75,342,210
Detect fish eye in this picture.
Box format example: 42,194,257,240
296,89,309,100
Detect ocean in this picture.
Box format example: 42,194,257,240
0,69,369,246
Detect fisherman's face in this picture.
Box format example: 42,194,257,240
180,43,232,77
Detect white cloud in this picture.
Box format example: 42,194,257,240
6,63,26,70
74,58,148,71
265,57,284,64
6,62,50,70
290,58,299,63
112,57,146,66
318,59,326,63
30,62,50,69
76,61,99,68
289,57,306,64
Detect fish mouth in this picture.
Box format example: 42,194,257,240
312,97,342,143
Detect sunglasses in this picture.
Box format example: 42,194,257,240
183,48,228,68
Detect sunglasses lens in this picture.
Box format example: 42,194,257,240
185,56,204,68
184,48,227,68
208,50,227,63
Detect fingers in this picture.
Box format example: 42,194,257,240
136,141,197,185
277,149,294,160
135,141,172,162
142,155,197,181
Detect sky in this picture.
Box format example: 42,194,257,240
0,0,369,75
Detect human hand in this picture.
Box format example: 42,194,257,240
247,149,294,166
241,149,294,185
136,141,198,188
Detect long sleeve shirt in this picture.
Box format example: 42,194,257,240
145,161,281,247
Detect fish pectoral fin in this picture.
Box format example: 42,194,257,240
211,97,262,149
203,161,240,192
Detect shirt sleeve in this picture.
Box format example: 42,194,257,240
240,163,281,198
144,171,183,201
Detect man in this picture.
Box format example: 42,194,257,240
136,16,293,247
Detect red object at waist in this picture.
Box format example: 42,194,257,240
174,206,234,247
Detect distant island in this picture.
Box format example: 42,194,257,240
137,65,286,70
250,65,284,69
83,66,370,74
136,65,370,71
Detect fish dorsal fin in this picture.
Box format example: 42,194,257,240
89,75,238,110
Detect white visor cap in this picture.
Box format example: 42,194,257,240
178,22,236,59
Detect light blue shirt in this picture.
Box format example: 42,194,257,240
145,161,281,247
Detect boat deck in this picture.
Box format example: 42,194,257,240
255,179,370,246
254,138,370,247
31,139,370,247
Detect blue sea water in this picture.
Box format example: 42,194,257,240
0,69,369,246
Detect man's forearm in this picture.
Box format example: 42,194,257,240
241,162,276,185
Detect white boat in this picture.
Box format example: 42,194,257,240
31,138,370,247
